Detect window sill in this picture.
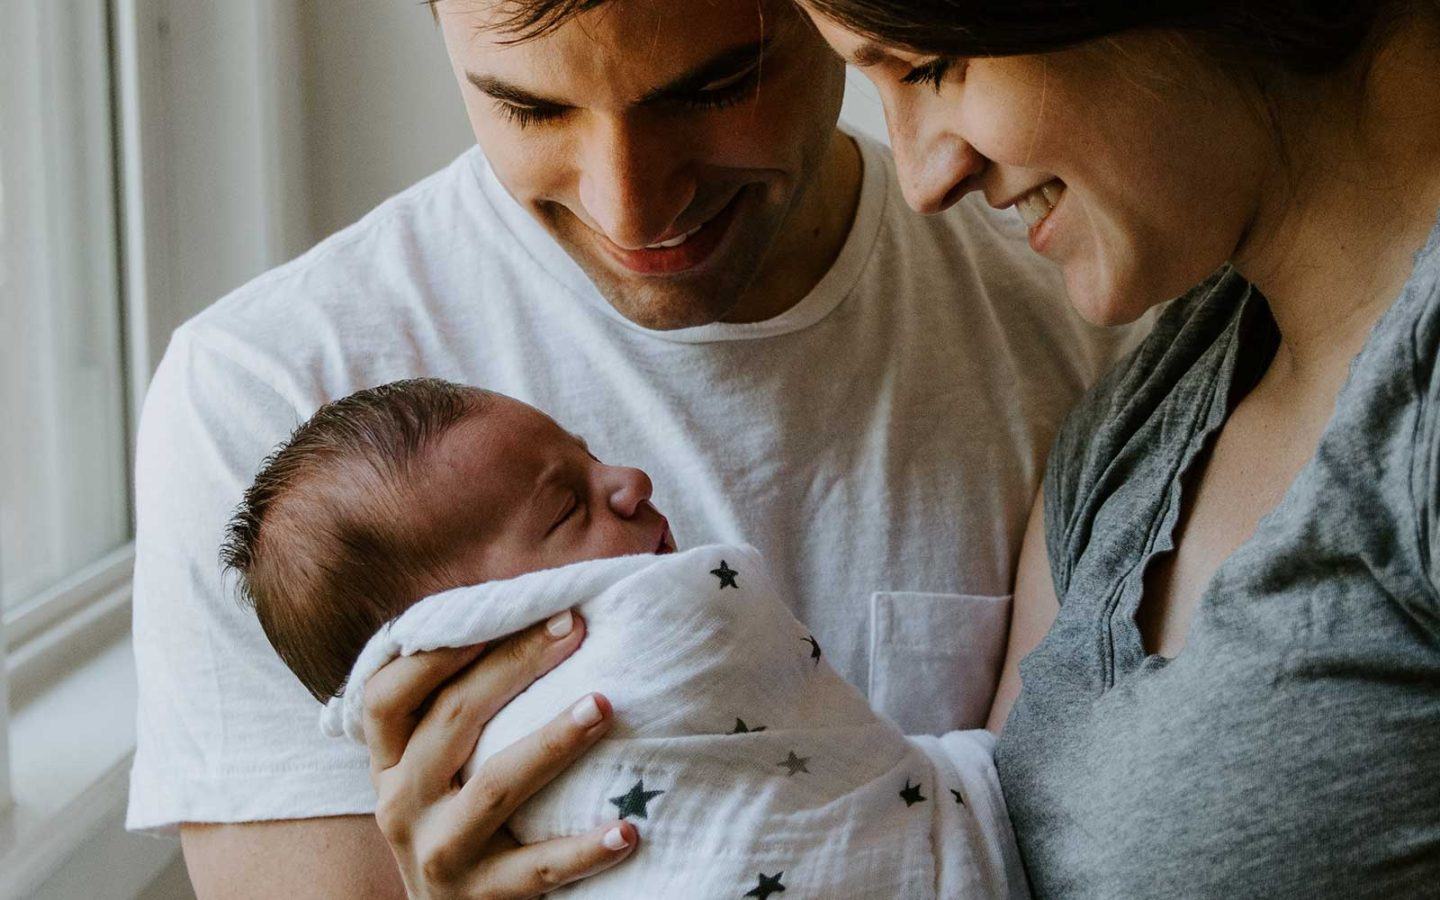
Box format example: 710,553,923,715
0,611,179,898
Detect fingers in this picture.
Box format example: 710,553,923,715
363,642,490,774
398,613,590,799
468,822,638,900
441,692,613,845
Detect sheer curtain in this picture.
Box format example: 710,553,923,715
0,0,130,616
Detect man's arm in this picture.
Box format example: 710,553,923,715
181,817,405,899
986,492,1060,733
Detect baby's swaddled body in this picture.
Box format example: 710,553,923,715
324,544,1028,899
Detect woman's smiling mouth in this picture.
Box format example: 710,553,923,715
1013,179,1067,253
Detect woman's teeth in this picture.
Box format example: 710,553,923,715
1016,180,1065,228
645,222,704,250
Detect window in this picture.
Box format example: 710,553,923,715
0,0,130,622
1,0,132,823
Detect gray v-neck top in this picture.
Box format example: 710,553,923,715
995,215,1440,898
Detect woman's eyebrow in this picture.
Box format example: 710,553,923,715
850,41,892,69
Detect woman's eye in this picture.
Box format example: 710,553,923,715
900,57,955,93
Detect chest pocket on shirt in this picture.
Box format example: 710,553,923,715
867,591,1010,735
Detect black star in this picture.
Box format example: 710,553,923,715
951,788,966,806
731,718,767,734
744,871,786,898
776,751,810,776
802,634,822,665
608,779,665,820
711,560,740,589
900,779,926,806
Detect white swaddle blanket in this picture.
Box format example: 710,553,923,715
322,544,1028,899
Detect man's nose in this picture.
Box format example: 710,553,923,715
887,104,986,215
577,120,696,249
603,465,654,518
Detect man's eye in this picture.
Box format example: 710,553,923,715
496,101,563,129
686,64,762,112
900,57,955,93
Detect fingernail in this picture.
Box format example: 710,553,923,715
571,694,603,728
546,610,574,638
602,826,630,850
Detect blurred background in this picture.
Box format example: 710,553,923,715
0,1,885,897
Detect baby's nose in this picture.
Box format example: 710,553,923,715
606,466,654,517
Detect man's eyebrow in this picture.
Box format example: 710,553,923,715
466,39,773,112
640,38,772,104
466,72,569,109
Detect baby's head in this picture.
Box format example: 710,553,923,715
222,379,675,702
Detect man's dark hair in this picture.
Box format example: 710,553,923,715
424,0,610,42
222,378,492,702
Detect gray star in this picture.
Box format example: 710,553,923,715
608,778,665,819
776,751,810,776
745,871,786,898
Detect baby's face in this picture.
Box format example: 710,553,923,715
411,395,677,585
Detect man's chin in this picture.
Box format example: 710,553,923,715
600,284,741,330
565,242,772,330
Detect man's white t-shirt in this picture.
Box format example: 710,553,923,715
126,135,1133,832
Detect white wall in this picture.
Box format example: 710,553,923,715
292,1,889,245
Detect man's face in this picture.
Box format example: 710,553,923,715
436,0,847,329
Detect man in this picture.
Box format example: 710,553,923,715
127,0,1130,894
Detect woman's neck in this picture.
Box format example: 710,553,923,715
1234,14,1440,385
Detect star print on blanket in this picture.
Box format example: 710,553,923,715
321,544,1028,898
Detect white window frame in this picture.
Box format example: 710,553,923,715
2,0,307,894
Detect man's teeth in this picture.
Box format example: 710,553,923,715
645,222,704,250
1016,181,1064,228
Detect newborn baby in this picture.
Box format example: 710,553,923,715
224,378,1028,899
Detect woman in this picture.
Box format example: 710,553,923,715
795,0,1440,895
362,1,1439,896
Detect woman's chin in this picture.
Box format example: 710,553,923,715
1063,256,1171,328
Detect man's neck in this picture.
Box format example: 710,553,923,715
721,130,864,324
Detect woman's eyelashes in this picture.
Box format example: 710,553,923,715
900,56,957,92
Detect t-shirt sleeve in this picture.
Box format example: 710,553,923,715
126,326,375,834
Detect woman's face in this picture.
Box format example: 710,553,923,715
807,12,1272,325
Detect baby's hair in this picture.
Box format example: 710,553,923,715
222,378,495,702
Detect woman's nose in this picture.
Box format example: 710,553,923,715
577,120,696,249
603,465,654,518
888,110,986,215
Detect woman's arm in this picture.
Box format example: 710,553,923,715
362,611,636,898
181,613,635,899
986,492,1061,734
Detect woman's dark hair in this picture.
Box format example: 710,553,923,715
804,0,1421,77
